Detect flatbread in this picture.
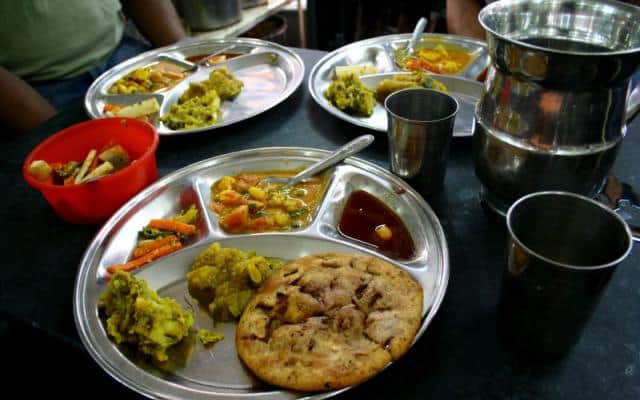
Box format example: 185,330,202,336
236,252,423,392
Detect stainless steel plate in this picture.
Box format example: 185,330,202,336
309,33,489,137
74,148,449,399
85,38,304,135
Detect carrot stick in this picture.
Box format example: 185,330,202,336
89,152,99,172
103,104,120,112
148,219,196,236
132,235,179,259
107,242,183,273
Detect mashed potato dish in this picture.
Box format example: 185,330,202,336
324,74,376,117
161,67,243,130
187,243,286,322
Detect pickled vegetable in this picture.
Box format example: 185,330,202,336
106,205,199,274
103,98,160,120
28,145,131,186
28,160,52,181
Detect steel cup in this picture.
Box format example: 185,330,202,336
498,191,633,360
385,88,459,195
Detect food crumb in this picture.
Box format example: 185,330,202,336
198,329,224,347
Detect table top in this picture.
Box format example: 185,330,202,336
2,47,639,399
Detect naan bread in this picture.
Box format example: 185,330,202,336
236,252,423,391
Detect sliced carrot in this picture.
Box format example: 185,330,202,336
248,216,273,232
103,104,121,112
148,219,196,236
63,176,75,186
132,235,179,259
107,242,183,273
217,190,247,206
220,205,249,231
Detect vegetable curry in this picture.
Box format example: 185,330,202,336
399,44,472,75
210,171,326,233
108,61,188,94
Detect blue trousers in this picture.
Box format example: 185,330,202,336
31,35,152,111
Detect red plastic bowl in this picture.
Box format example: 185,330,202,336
23,118,159,224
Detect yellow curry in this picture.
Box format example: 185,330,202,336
210,171,326,233
400,44,472,75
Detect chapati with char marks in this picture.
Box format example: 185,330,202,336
236,252,423,391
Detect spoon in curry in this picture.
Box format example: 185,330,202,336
184,44,238,73
261,134,375,186
406,17,428,57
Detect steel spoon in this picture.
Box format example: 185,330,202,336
261,134,375,186
406,17,428,56
184,44,238,72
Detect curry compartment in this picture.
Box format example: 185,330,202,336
194,156,336,235
313,165,427,263
388,36,487,77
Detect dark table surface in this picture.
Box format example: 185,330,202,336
2,47,639,399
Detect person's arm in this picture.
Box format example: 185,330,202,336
122,0,187,47
0,67,57,133
446,0,486,40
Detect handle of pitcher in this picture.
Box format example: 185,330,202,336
596,176,640,242
626,77,640,123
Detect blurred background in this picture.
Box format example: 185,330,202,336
169,0,448,50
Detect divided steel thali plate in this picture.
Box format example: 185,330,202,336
85,38,304,135
74,148,449,400
309,33,489,137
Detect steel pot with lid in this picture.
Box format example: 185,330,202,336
472,0,640,215
174,0,241,31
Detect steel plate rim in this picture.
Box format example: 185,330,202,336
308,53,386,133
74,146,449,400
84,38,305,136
312,33,487,59
308,33,487,137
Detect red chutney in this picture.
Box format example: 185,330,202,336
338,190,416,259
